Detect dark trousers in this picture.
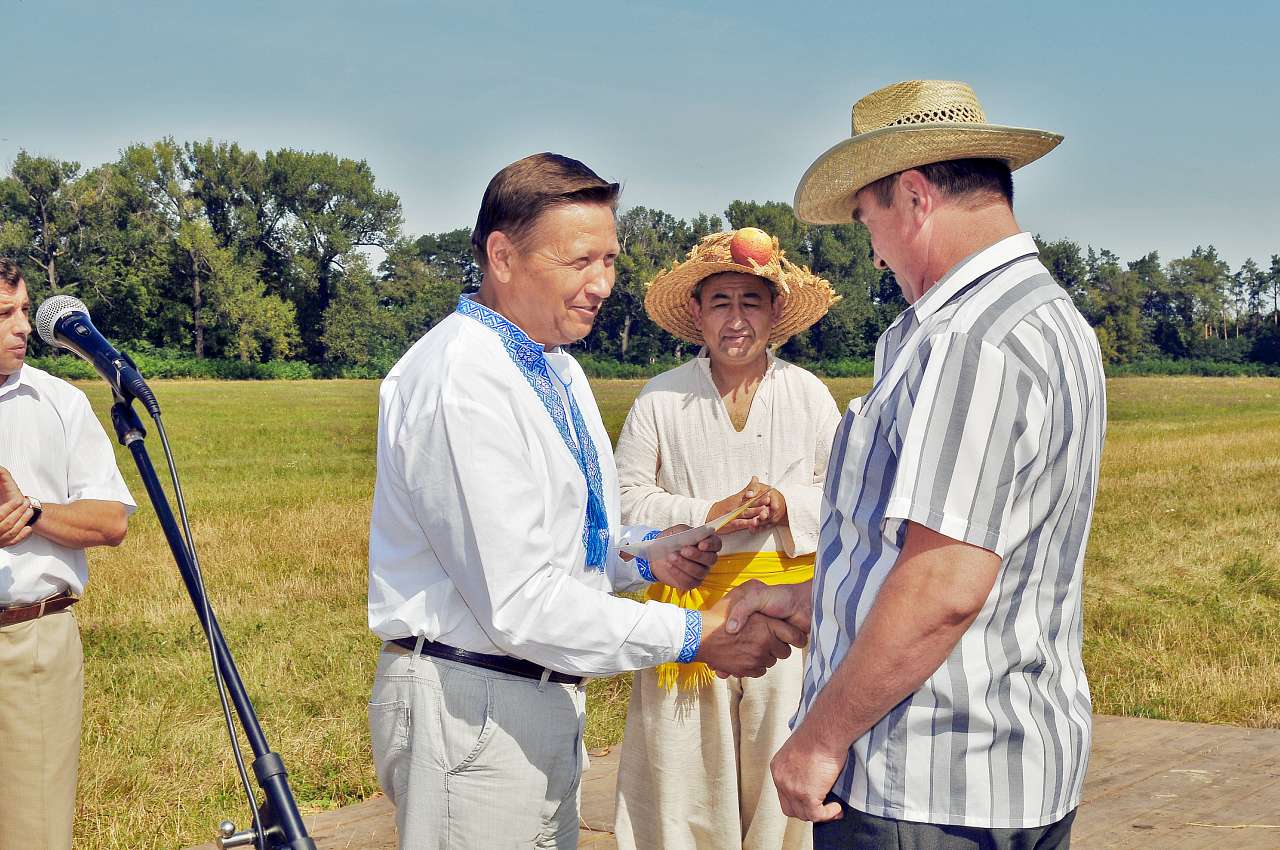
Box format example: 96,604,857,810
814,795,1075,850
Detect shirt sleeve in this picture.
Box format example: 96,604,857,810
616,391,714,530
882,332,1047,558
605,525,662,592
398,388,698,677
774,382,841,557
63,390,137,513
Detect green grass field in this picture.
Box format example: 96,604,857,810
63,376,1280,849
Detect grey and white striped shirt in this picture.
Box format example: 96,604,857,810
799,232,1106,829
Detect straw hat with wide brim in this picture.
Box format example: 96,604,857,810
644,230,840,345
794,80,1064,225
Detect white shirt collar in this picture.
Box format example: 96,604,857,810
0,363,36,401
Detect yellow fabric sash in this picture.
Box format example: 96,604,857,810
647,551,814,691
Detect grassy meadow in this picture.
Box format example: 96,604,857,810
65,376,1280,848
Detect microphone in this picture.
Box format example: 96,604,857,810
35,296,161,416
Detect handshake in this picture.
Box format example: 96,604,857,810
647,525,814,679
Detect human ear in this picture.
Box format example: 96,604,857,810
897,170,934,224
688,296,704,325
487,231,518,284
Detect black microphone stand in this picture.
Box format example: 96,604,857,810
109,395,316,850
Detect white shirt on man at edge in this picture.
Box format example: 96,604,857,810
0,364,137,606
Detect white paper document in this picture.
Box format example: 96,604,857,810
618,458,807,562
616,490,773,561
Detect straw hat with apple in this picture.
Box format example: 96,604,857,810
644,228,840,345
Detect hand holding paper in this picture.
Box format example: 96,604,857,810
705,458,803,535
708,476,771,534
644,524,722,592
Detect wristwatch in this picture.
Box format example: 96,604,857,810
25,496,42,527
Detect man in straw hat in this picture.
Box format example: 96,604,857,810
367,153,805,850
611,228,840,850
723,80,1106,848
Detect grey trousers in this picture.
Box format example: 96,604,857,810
369,645,587,849
814,797,1075,850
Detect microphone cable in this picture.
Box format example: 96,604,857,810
154,412,266,850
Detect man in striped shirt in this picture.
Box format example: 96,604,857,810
726,80,1106,848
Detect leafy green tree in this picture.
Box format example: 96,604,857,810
1037,237,1088,313
266,149,402,359
1166,246,1231,347
183,140,296,294
379,241,466,343
57,161,172,350
1268,255,1280,325
1231,258,1264,336
0,152,84,295
410,227,481,292
115,140,294,360
1074,249,1146,363
320,256,383,368
118,139,224,356
176,220,298,361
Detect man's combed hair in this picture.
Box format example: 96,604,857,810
0,258,22,290
868,157,1014,209
470,153,620,271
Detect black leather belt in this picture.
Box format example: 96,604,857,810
390,637,586,686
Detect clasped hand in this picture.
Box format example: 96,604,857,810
0,466,35,547
708,578,813,679
707,476,787,534
694,578,812,679
642,527,807,679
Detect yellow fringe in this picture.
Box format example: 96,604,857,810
648,551,813,692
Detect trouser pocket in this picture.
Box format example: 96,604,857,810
368,697,410,804
436,665,495,773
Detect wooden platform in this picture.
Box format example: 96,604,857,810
188,715,1280,849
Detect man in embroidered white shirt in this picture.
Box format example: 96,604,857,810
367,153,805,850
0,258,136,850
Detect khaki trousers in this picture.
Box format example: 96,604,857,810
0,609,83,850
614,650,811,850
369,646,587,849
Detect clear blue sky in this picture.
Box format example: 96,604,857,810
7,0,1278,269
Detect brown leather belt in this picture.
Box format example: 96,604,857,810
0,591,79,628
389,637,587,686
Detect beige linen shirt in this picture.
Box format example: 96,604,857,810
615,352,840,557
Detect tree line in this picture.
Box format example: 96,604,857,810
5,141,1280,374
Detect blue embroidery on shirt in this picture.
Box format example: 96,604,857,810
677,609,702,663
456,296,610,570
634,528,663,582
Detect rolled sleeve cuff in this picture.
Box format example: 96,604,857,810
633,528,663,583
70,489,139,515
677,609,702,663
883,497,1005,557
